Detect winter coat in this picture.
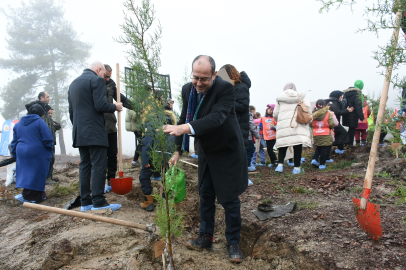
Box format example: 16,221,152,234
175,77,248,204
274,90,312,148
104,79,133,134
25,101,56,144
125,109,139,132
324,97,350,123
342,87,364,128
311,107,335,147
248,112,260,140
10,114,53,192
356,102,371,130
68,69,116,147
234,71,251,148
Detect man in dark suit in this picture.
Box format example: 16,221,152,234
164,55,247,263
68,61,123,212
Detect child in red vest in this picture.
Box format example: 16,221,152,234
311,100,335,169
355,99,371,146
260,104,278,167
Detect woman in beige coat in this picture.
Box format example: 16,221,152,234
274,83,312,174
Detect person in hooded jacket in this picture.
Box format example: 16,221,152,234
274,83,312,174
342,80,365,146
221,64,251,150
11,104,53,203
324,90,353,154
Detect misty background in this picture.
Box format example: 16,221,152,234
0,0,405,156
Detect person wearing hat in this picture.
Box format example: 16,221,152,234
260,104,278,167
11,103,53,203
342,80,365,147
325,90,353,154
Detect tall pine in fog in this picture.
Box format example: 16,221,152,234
0,0,91,155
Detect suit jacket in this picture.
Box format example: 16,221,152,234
175,76,248,203
68,69,116,147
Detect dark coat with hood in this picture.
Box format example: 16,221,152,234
324,91,350,146
68,69,116,147
10,113,53,192
175,76,248,204
342,87,364,128
233,71,251,148
104,78,133,134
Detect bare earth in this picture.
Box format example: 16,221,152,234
0,146,405,269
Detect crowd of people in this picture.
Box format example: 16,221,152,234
8,55,406,264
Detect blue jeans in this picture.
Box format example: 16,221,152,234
246,140,255,166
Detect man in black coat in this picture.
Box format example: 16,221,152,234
68,61,123,211
164,55,247,263
342,80,365,146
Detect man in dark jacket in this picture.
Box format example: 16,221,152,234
324,90,353,153
47,108,61,180
164,55,246,263
342,80,365,146
103,64,133,193
68,61,123,211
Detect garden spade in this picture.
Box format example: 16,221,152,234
111,63,133,195
353,8,403,241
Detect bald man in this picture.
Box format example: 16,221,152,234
68,61,123,212
164,55,247,263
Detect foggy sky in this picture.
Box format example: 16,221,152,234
1,0,405,155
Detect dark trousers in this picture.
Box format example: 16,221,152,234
199,166,241,245
313,145,330,165
278,144,303,167
337,144,345,150
326,145,333,160
265,139,277,164
139,165,155,195
348,127,356,146
79,146,108,207
247,140,255,166
47,146,55,178
133,131,142,161
107,132,118,185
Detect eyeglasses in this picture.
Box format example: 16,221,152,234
191,75,212,83
104,74,111,79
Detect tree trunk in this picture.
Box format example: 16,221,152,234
59,127,67,155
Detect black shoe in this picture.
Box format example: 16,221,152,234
228,243,243,263
185,234,213,251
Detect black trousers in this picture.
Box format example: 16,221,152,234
347,127,356,146
313,145,330,165
265,139,277,164
79,146,108,207
325,145,333,160
107,132,118,185
246,140,255,166
133,131,143,162
278,144,303,167
199,166,241,245
47,146,55,179
139,165,155,195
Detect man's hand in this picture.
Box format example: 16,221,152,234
169,151,180,166
163,124,191,136
347,106,354,112
144,164,150,168
115,102,123,111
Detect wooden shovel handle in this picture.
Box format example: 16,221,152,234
23,202,154,232
362,10,403,208
116,63,123,173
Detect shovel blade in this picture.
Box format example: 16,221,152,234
111,176,133,195
352,198,382,241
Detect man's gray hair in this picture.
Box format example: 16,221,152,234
88,61,104,71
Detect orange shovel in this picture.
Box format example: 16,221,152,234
111,63,133,195
353,9,403,241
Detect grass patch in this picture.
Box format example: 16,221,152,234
374,171,392,179
297,201,319,210
261,197,273,205
388,181,406,205
49,182,79,197
349,186,363,193
325,160,355,171
290,186,315,195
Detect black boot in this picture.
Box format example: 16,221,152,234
228,243,243,263
186,234,213,251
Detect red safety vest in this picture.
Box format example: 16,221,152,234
358,106,369,124
261,116,277,140
312,112,330,136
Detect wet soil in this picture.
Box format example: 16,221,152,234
0,147,406,269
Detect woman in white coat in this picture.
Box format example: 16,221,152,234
273,83,312,174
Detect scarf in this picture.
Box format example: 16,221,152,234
182,83,213,151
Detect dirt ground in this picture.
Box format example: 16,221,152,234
1,145,406,269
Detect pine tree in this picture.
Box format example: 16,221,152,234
0,0,91,154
